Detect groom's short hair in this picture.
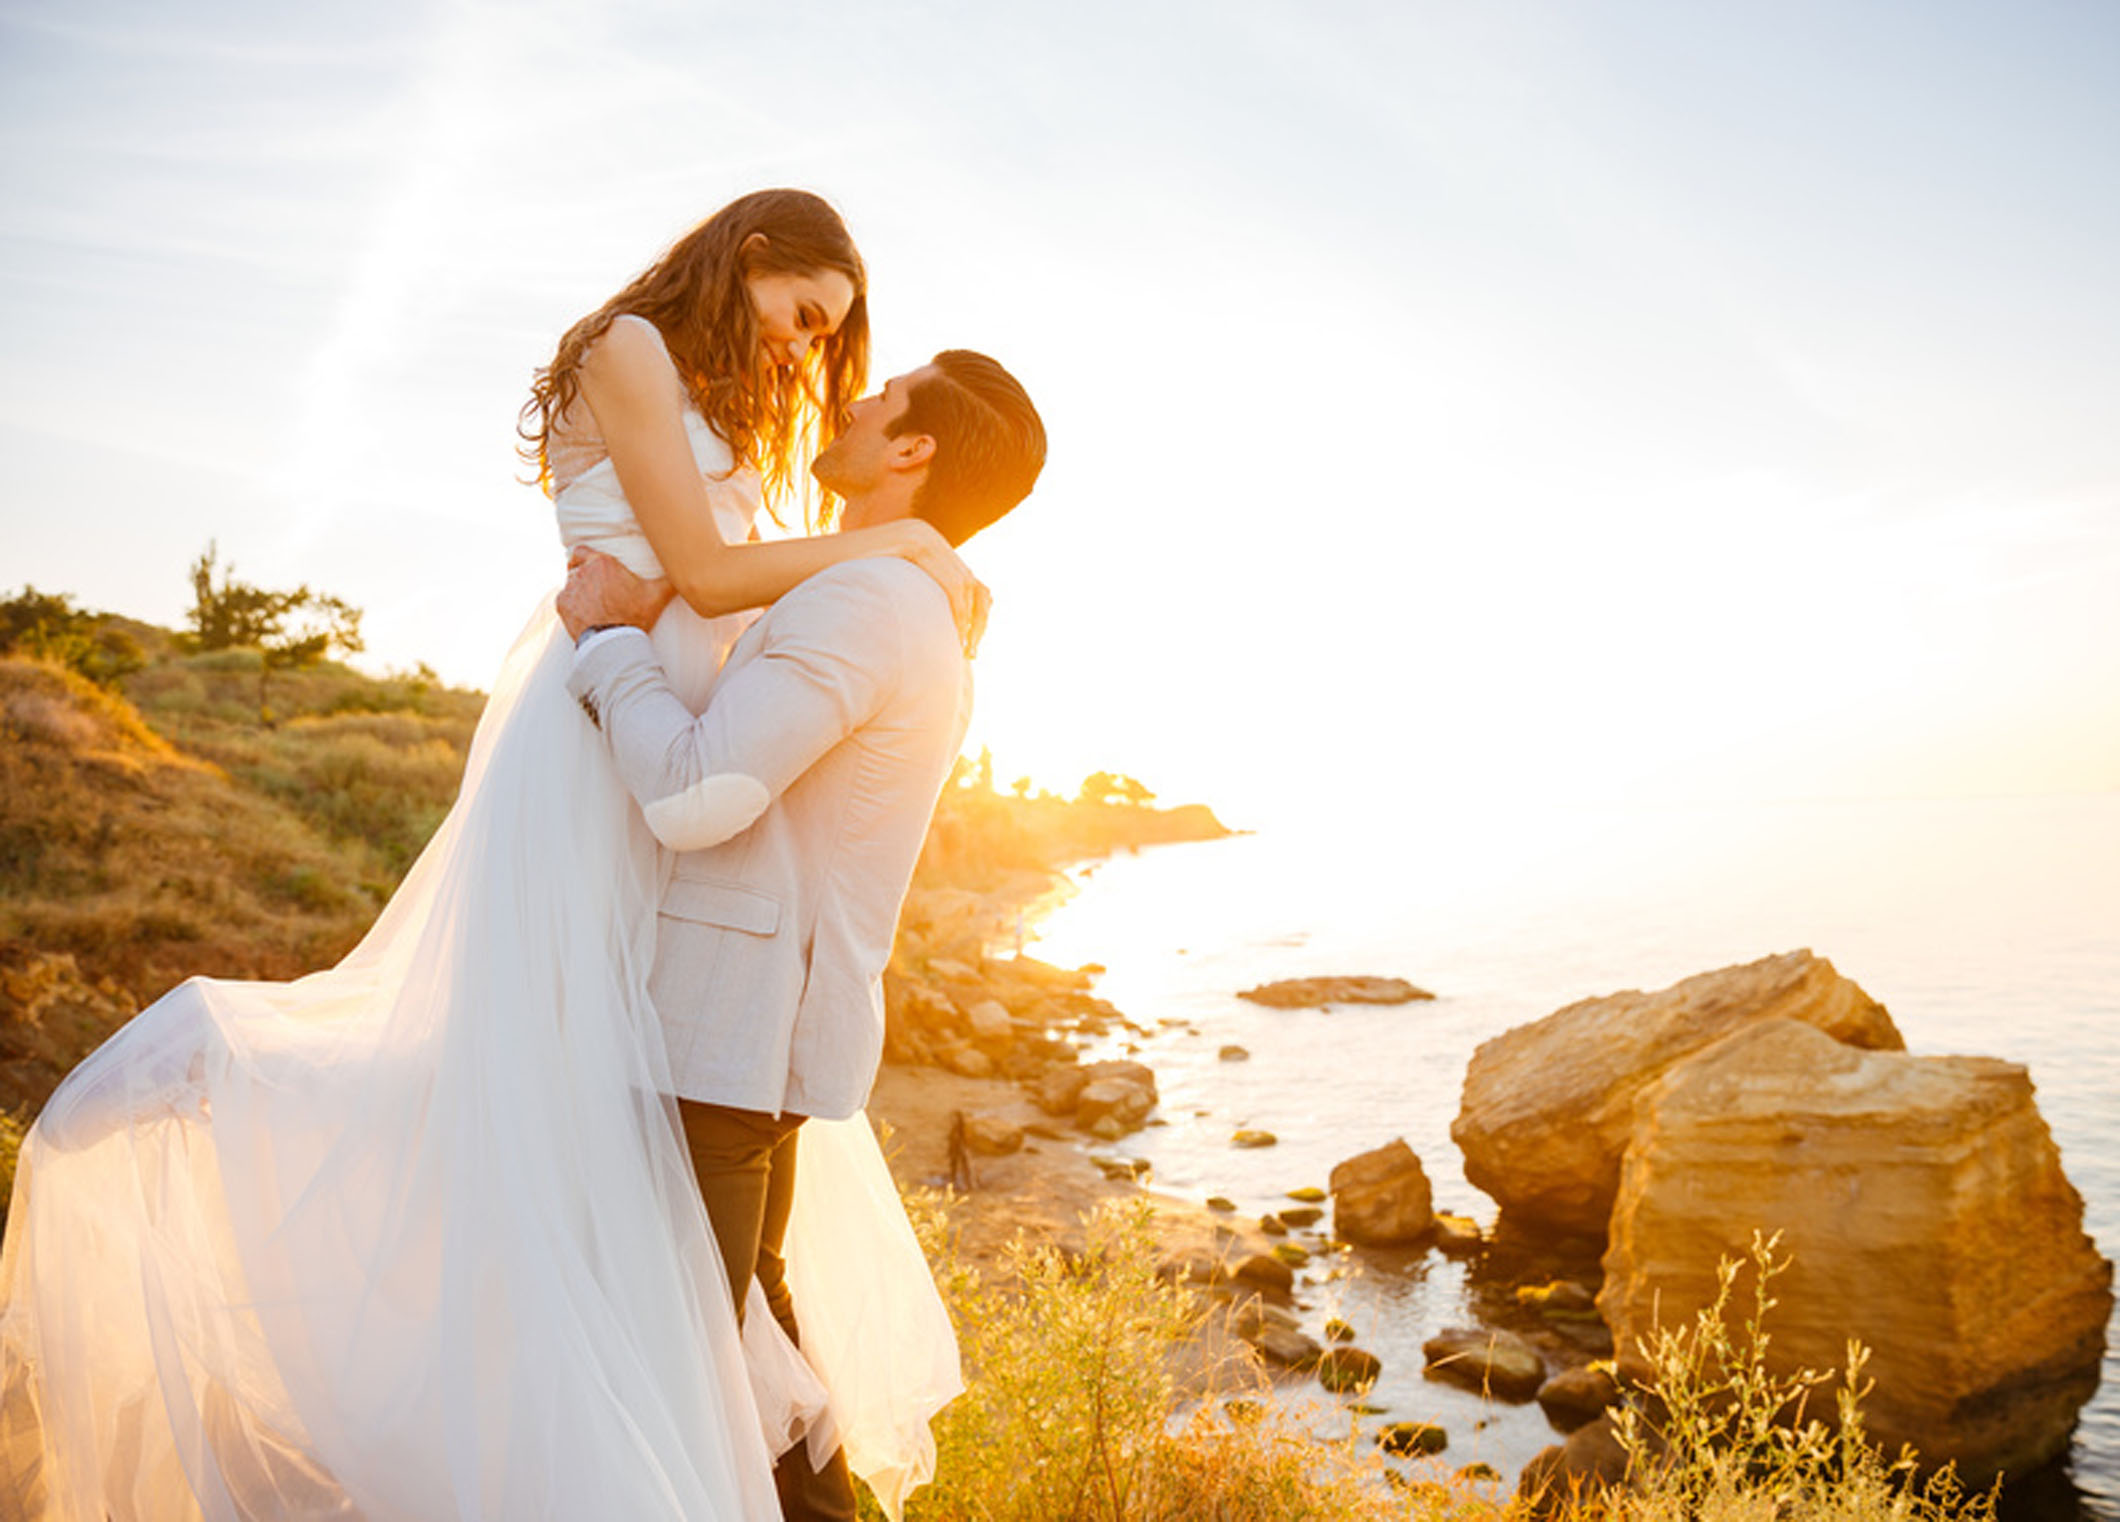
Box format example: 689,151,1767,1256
888,351,1046,546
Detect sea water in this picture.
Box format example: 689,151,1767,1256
1025,792,2120,1519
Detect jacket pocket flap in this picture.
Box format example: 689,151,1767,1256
660,877,781,937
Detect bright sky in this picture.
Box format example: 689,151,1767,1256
4,0,2116,824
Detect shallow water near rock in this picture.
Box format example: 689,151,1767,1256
1026,792,2120,1519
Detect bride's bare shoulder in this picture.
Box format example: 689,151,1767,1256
580,314,686,412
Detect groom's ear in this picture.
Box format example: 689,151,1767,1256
888,432,936,472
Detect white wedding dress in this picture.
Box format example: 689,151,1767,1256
0,348,961,1521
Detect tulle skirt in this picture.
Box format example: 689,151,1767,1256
0,600,959,1521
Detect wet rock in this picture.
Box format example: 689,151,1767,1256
1378,1421,1448,1457
1238,976,1435,1008
1602,1017,2116,1483
1206,1195,1238,1213
1421,1326,1544,1402
1518,1413,1633,1515
1516,1280,1598,1316
1457,1462,1500,1482
1433,1213,1484,1255
1277,1206,1324,1229
1535,1366,1620,1430
1285,1186,1326,1203
1316,1346,1382,1393
1324,1317,1356,1344
1271,1242,1310,1269
1329,1138,1435,1247
1258,1215,1289,1238
1452,949,1902,1238
1218,1044,1251,1062
1077,1079,1154,1138
1234,1253,1296,1295
1231,1128,1278,1149
1252,1324,1323,1370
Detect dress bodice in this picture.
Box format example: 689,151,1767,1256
546,315,763,710
549,383,763,580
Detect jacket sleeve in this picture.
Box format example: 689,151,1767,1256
566,566,905,851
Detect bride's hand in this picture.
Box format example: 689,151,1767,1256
884,519,991,657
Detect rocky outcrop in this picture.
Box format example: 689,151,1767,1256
1329,1139,1435,1247
1601,1018,2114,1483
1237,976,1433,1008
1452,950,1901,1237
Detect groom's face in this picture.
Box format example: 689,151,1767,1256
812,367,936,506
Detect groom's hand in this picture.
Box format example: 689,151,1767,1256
558,548,675,640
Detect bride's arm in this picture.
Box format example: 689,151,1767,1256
577,319,983,635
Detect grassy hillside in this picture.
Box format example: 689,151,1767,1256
0,618,1224,1128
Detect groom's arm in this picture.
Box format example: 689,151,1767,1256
568,564,912,851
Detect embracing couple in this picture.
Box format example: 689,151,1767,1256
0,190,1045,1521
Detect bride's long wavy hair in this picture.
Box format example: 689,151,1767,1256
521,189,870,520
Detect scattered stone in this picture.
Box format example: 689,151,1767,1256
938,1043,994,1078
1277,1206,1324,1229
1432,1213,1484,1255
964,998,1015,1048
1234,1254,1296,1294
960,1112,1024,1156
1518,1413,1633,1514
1076,1076,1155,1138
1285,1186,1326,1203
1328,1138,1435,1247
1324,1317,1357,1344
1316,1346,1382,1393
1457,1462,1500,1482
1258,1215,1289,1238
1271,1242,1310,1269
1252,1324,1324,1370
1032,1066,1090,1116
1603,1017,2116,1482
1090,1155,1150,1182
1238,976,1435,1008
1377,1421,1448,1457
1218,1044,1251,1062
1516,1280,1598,1316
1452,949,1902,1238
1421,1327,1544,1402
1205,1195,1238,1213
1231,1128,1278,1149
1535,1366,1620,1430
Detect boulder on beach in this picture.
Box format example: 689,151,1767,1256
1329,1138,1435,1247
1518,1413,1631,1514
959,1111,1025,1156
1452,950,1902,1238
1535,1366,1620,1430
1316,1346,1382,1393
1237,975,1434,1008
1378,1421,1448,1457
1421,1326,1545,1402
1601,1017,2115,1484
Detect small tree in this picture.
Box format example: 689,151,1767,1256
0,585,145,687
184,542,364,722
1078,771,1156,808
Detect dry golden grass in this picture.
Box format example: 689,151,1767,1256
0,652,478,1115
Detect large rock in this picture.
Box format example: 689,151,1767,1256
1601,1018,2113,1483
1329,1138,1435,1246
1452,950,1901,1237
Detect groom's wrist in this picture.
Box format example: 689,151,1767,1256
574,623,648,655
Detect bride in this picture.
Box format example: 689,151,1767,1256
0,189,971,1521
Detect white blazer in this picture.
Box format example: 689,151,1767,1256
569,557,971,1118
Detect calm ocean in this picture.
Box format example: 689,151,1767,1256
1024,792,2120,1519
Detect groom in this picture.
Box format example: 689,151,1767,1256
556,350,1044,1520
